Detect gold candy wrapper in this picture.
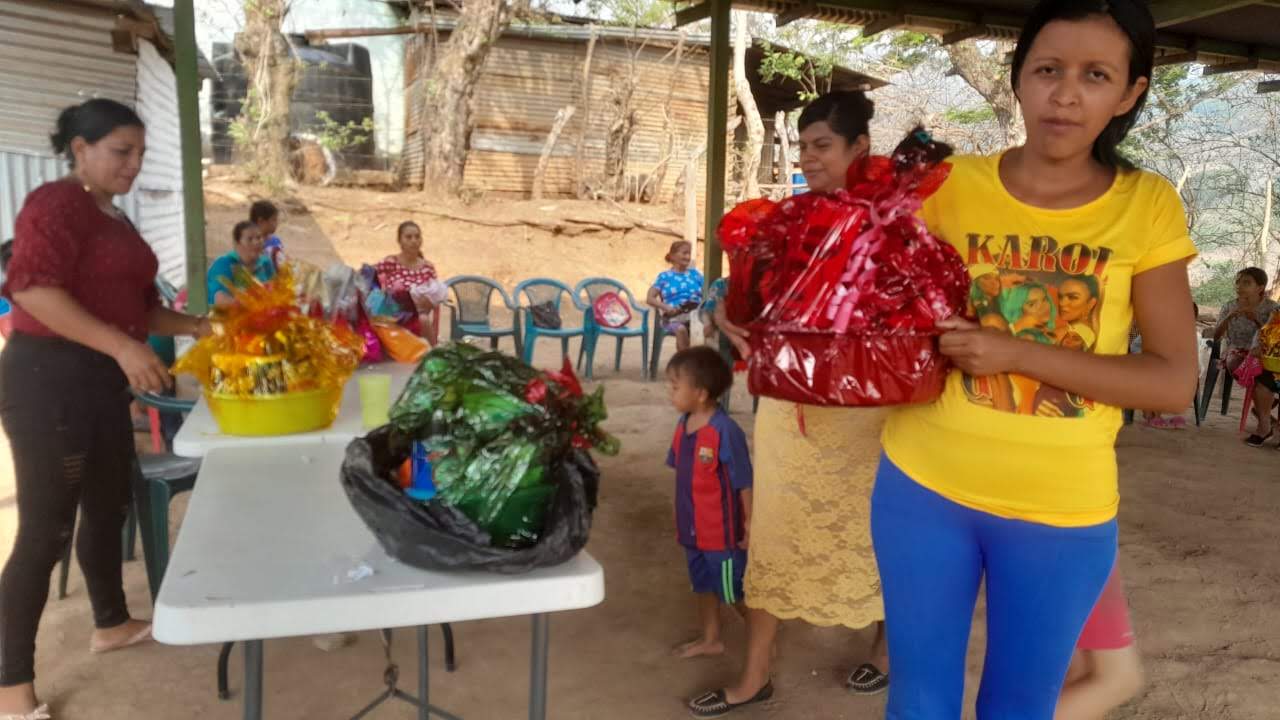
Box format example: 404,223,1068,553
211,353,288,396
175,263,364,402
1260,317,1280,373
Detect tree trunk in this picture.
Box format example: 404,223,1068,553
603,63,638,201
644,33,685,204
531,105,576,200
1260,176,1274,270
777,110,792,195
732,15,764,200
419,0,525,195
574,26,598,199
945,41,1024,146
236,0,297,192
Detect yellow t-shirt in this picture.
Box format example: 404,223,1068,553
881,153,1197,527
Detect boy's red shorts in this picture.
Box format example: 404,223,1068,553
1077,568,1135,650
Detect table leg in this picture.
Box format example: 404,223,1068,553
417,626,430,720
243,640,264,720
529,614,549,720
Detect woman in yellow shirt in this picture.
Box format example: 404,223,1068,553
873,1,1198,718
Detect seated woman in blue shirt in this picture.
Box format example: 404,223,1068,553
207,220,276,308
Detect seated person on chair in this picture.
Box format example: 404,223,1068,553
374,221,446,341
207,220,275,309
648,240,703,353
1244,307,1280,448
1214,267,1279,375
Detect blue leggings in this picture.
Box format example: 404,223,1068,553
871,455,1117,720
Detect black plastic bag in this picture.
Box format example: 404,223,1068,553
529,301,562,329
341,426,600,574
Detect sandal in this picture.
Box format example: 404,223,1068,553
846,663,889,695
1246,431,1274,448
0,705,50,720
688,682,774,718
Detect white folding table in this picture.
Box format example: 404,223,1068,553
153,443,605,720
171,363,416,457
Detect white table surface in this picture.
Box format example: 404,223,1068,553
153,443,605,645
172,363,417,457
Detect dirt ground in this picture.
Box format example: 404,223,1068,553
2,185,1278,719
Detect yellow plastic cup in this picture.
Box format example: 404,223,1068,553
358,373,393,429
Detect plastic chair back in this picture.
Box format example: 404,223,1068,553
515,278,577,313
446,275,516,327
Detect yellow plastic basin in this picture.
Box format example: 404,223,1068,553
207,386,343,436
1264,356,1280,373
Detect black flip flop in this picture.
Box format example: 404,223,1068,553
1246,432,1273,448
846,663,889,695
688,682,774,718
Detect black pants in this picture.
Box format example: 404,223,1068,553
0,333,135,686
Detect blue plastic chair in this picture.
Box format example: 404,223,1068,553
514,278,587,366
443,275,522,354
574,278,650,380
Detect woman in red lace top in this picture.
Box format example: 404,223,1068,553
374,221,445,342
0,99,211,718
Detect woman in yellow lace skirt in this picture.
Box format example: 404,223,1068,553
688,91,888,719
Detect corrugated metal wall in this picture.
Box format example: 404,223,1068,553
403,33,710,203
0,4,186,288
0,0,137,156
135,40,187,286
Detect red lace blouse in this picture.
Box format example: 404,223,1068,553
3,181,160,342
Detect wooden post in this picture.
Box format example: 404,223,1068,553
703,0,731,283
777,110,791,196
174,0,207,312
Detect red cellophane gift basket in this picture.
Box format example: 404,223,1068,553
718,128,969,407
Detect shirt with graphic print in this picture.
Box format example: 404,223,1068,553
666,409,752,551
882,153,1197,527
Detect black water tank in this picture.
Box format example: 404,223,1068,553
210,35,377,169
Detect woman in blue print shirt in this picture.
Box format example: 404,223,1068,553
648,240,704,352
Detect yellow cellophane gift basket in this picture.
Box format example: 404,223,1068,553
1261,315,1280,373
174,263,365,436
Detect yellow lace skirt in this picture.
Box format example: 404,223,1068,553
743,397,886,629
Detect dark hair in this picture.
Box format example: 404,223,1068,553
397,221,421,239
667,346,733,402
50,99,144,167
797,90,876,145
1010,0,1155,170
250,200,278,223
1062,274,1100,299
1238,267,1268,289
664,240,691,264
232,220,256,244
0,240,12,274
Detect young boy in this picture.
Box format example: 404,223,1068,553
250,200,285,270
665,346,753,662
1055,569,1143,719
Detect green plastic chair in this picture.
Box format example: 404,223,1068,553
514,278,587,365
573,278,649,380
443,275,522,354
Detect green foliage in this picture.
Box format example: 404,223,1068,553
313,111,374,152
942,106,996,125
1193,262,1243,308
228,88,264,151
880,31,937,70
758,40,834,102
577,0,671,27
